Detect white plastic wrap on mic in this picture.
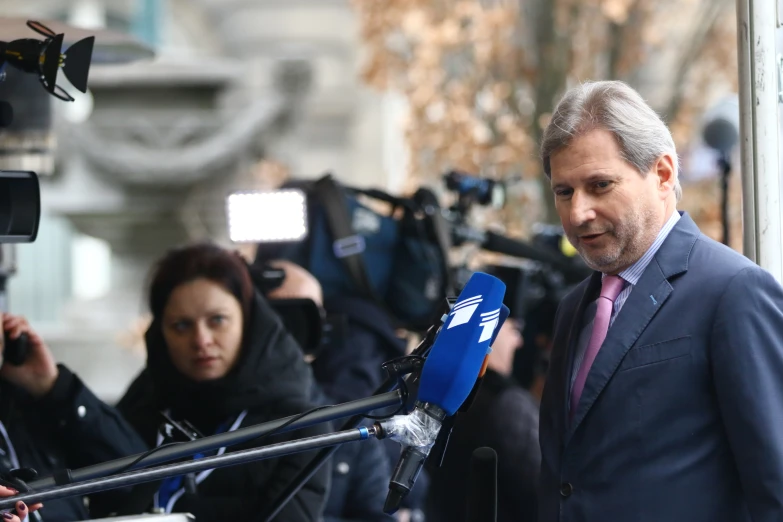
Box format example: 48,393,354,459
380,408,442,449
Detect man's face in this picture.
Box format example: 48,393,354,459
549,128,668,275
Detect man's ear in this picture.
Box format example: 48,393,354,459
653,153,677,197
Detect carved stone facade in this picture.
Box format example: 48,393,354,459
190,0,389,188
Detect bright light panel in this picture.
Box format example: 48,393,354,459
227,189,308,243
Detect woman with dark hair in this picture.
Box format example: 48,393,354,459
90,243,331,521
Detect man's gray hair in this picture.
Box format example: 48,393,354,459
540,80,681,202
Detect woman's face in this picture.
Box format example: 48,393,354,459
162,278,244,381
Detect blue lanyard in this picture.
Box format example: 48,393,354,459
155,411,247,512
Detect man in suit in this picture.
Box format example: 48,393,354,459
537,80,783,522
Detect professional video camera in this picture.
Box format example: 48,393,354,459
246,261,330,359
443,170,589,298
230,174,453,332
442,169,509,210
0,171,39,244
0,170,41,367
442,170,583,269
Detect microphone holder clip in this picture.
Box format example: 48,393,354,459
158,412,204,443
382,356,424,380
157,412,205,495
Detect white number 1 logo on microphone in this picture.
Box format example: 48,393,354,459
447,295,483,329
478,309,501,342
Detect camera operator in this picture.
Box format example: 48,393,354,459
266,260,395,522
0,313,147,521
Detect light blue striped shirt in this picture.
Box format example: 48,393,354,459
569,211,681,393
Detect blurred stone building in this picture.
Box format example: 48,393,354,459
0,0,397,402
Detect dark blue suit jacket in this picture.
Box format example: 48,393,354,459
538,213,783,522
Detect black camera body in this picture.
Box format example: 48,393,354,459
248,263,327,358
0,170,41,367
0,171,40,244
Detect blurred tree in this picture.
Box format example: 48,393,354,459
351,0,738,239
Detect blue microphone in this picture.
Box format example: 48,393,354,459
380,272,506,514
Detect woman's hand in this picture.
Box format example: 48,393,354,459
0,314,59,398
0,485,42,521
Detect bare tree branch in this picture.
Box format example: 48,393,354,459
663,0,734,121
530,0,576,222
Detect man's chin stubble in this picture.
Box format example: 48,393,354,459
579,249,622,272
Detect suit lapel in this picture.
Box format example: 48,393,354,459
541,274,600,453
564,212,700,443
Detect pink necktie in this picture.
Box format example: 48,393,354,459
570,275,625,418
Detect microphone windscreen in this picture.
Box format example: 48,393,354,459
418,272,506,415
467,447,498,522
703,118,738,155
